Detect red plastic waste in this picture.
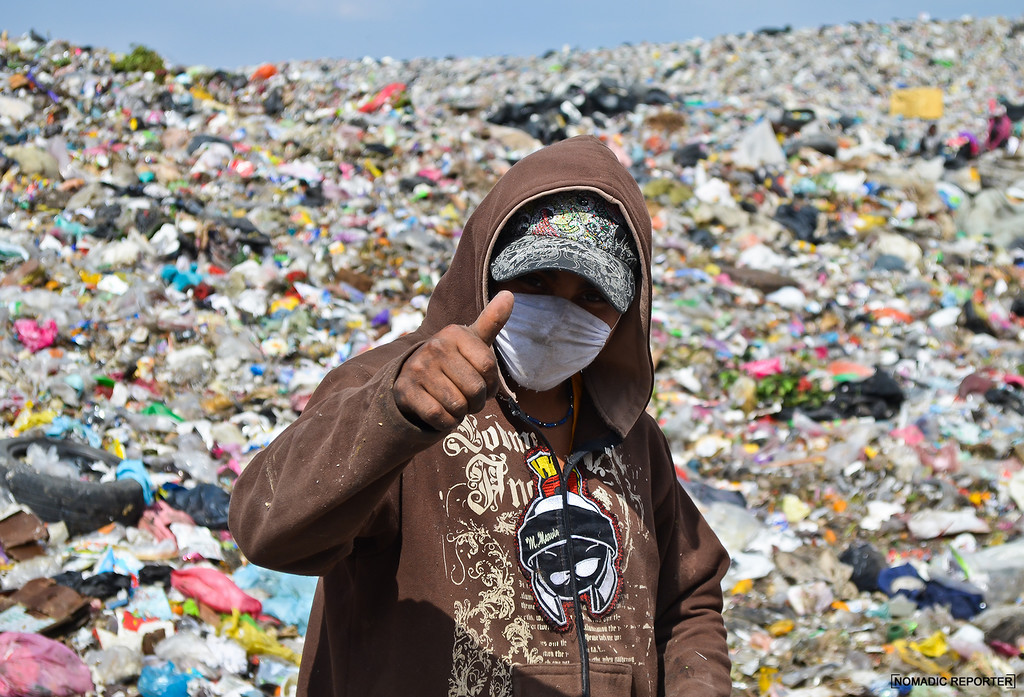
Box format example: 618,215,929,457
358,82,406,113
170,566,262,615
249,63,278,81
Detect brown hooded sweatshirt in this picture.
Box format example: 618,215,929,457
229,136,731,697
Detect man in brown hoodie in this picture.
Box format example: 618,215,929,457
229,135,732,696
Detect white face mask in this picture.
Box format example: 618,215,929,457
494,293,612,392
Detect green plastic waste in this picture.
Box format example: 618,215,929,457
142,402,185,422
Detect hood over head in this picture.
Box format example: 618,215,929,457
489,189,639,314
419,135,654,438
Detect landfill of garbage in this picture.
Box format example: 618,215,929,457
1,12,1024,696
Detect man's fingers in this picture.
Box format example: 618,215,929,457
394,297,514,431
441,358,491,413
468,291,514,346
395,375,467,431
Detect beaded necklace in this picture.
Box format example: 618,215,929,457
519,382,574,428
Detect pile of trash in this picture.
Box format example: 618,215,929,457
1,13,1024,695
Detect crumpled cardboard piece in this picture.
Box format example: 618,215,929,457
0,577,91,637
0,510,49,561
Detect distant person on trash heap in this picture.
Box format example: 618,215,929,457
229,135,731,697
917,123,942,159
986,106,1014,153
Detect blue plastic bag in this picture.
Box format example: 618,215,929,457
137,661,194,697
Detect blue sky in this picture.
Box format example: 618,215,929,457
5,1,1023,70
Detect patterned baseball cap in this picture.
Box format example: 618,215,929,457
489,191,639,313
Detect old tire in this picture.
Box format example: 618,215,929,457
0,436,146,536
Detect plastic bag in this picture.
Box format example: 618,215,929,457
170,566,261,615
233,564,318,634
220,610,301,665
136,661,194,697
163,482,231,529
0,632,94,696
82,646,143,685
25,443,79,478
170,431,218,482
154,631,247,676
13,318,59,352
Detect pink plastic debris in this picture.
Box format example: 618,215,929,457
139,500,196,544
171,566,262,615
1003,373,1024,388
915,441,961,473
13,318,58,352
0,632,94,696
890,425,926,447
741,357,784,378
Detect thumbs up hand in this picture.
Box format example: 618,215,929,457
393,291,514,432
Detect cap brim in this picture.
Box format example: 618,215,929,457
490,236,635,313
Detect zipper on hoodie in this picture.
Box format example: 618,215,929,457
557,435,618,697
559,448,591,697
503,395,623,697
